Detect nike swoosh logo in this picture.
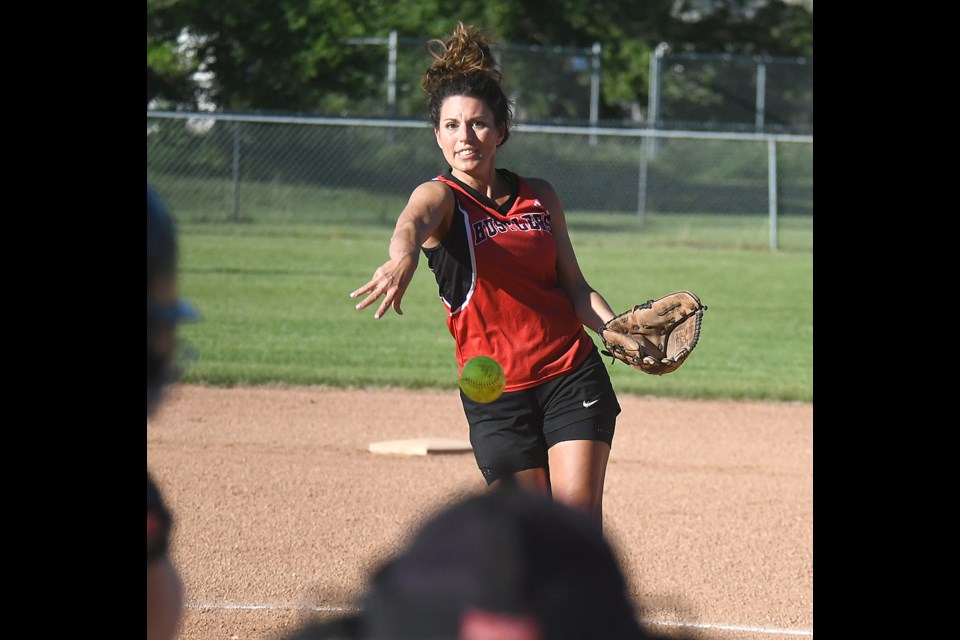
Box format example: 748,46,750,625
583,398,600,408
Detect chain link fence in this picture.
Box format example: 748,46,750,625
329,36,811,132
147,112,811,249
653,50,812,133
148,36,812,248
340,35,601,126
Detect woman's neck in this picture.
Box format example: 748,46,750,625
451,166,507,202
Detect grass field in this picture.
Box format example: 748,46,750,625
176,211,812,402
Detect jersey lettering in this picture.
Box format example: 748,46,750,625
472,211,552,245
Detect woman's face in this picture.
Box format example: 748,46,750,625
435,95,504,176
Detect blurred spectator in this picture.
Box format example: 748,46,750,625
147,183,198,640
284,481,690,640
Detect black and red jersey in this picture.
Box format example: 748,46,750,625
424,169,595,391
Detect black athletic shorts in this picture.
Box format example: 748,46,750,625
460,347,622,485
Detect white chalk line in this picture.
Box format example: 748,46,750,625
185,601,812,636
648,620,812,636
187,602,357,613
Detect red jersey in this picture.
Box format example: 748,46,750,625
423,169,595,391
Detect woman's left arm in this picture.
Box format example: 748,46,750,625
528,178,617,333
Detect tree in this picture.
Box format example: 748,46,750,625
148,1,200,108
147,0,812,121
147,0,390,113
667,0,813,57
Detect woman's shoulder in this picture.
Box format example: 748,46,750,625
414,177,455,197
406,178,456,213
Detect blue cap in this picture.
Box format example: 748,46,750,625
147,298,200,325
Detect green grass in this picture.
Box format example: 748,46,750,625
176,213,812,402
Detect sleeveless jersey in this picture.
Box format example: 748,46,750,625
423,169,595,392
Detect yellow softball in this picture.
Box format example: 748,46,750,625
458,356,506,403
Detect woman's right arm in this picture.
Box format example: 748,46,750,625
350,181,453,319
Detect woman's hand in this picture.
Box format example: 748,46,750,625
350,180,452,319
350,252,419,319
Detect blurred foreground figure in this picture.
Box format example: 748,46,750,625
286,481,692,640
147,184,198,640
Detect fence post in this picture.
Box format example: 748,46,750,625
387,30,398,142
648,43,669,158
343,33,396,122
641,43,669,222
767,137,778,251
231,121,241,223
589,41,601,145
755,58,767,132
387,31,397,116
638,133,650,224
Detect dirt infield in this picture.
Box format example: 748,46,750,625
148,385,812,640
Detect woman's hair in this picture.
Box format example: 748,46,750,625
421,22,514,146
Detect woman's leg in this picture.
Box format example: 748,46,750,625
546,439,611,524
500,466,551,496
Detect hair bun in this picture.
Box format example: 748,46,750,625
421,22,502,94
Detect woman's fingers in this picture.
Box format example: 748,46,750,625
352,257,415,318
351,274,405,318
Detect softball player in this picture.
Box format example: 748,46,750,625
351,23,622,524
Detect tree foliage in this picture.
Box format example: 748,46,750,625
668,0,813,57
147,0,811,121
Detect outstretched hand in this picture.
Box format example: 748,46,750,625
350,254,418,319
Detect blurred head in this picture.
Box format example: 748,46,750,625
147,184,197,415
353,482,650,640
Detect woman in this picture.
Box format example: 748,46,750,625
350,23,622,523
